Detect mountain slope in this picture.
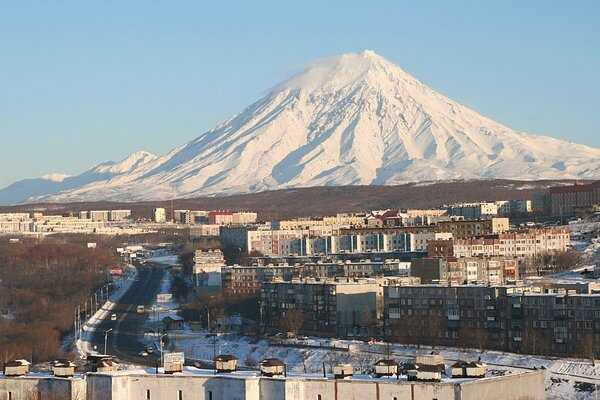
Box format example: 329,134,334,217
4,50,600,204
0,151,158,204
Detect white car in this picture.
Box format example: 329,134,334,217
110,313,117,321
138,351,148,357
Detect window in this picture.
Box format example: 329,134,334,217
178,390,183,400
317,396,322,400
146,390,151,400
8,392,12,400
208,391,213,400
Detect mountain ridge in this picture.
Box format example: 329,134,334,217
2,50,599,205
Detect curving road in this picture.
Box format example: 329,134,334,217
90,262,167,366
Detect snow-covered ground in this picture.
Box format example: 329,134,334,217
147,253,181,267
137,329,600,399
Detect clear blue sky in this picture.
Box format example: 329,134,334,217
1,1,599,188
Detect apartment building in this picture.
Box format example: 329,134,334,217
384,284,525,349
549,180,600,216
232,211,257,224
260,278,384,336
109,209,131,221
0,213,33,233
192,249,226,287
505,292,600,356
189,224,221,238
299,259,412,279
0,212,30,221
247,229,307,256
279,213,366,230
450,228,570,258
89,210,110,222
447,202,498,219
222,265,296,296
435,218,509,239
153,207,167,223
32,216,106,233
383,283,600,356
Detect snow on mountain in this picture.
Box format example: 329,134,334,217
3,50,600,204
41,173,71,182
0,151,158,204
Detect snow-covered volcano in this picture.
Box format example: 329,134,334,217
3,50,600,204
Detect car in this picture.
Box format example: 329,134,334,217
110,313,117,321
138,351,148,357
146,346,154,354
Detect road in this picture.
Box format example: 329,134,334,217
90,261,167,366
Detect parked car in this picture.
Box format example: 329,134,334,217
111,313,117,321
138,351,148,357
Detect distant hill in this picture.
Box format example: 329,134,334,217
0,180,581,221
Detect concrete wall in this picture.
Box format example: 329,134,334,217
89,374,260,400
0,376,86,400
458,370,545,400
83,370,545,400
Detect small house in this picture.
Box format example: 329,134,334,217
451,361,487,378
163,315,185,331
333,363,353,379
214,354,237,373
3,359,30,376
374,359,398,377
52,359,76,377
260,358,285,377
406,363,444,382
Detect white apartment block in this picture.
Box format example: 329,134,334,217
453,229,570,258
89,210,110,222
232,211,257,224
153,207,167,223
109,209,132,221
247,230,450,257
0,213,31,222
193,249,226,287
447,202,498,220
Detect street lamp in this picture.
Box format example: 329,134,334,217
159,332,168,367
104,328,113,354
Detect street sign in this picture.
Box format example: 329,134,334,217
163,352,184,373
156,293,173,303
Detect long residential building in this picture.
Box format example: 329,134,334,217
549,180,600,216
410,256,519,284
247,229,455,257
428,228,570,259
220,260,414,296
384,283,600,357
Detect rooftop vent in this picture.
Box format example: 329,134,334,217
3,359,30,377
260,358,285,377
214,354,237,373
